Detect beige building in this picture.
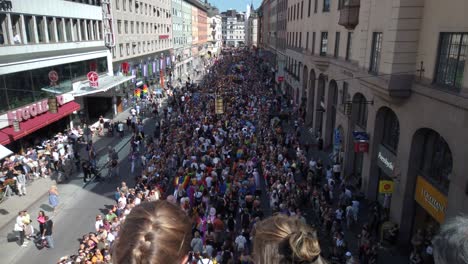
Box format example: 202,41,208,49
261,0,468,246
112,0,173,84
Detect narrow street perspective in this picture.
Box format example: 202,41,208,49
0,1,467,264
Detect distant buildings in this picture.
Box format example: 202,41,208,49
221,9,245,48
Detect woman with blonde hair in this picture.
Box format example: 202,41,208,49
253,214,326,264
112,200,192,264
48,185,59,214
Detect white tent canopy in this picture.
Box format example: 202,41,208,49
0,144,13,161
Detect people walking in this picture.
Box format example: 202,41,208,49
14,211,27,247
42,215,54,249
48,185,59,214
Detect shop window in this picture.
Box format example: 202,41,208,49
435,32,468,90
381,109,399,153
419,130,452,194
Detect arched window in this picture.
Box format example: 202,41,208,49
419,130,452,193
381,109,399,153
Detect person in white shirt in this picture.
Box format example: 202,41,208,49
95,215,104,232
235,233,247,253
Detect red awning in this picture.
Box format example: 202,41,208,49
0,101,81,145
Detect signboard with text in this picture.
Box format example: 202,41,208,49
377,144,396,176
414,176,447,223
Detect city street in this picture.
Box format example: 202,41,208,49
0,113,154,263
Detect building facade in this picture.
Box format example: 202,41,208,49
172,0,194,83
245,5,258,48
112,0,173,111
221,10,245,48
260,0,468,247
207,13,222,56
0,0,113,149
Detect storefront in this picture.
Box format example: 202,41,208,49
0,94,80,151
376,144,396,213
412,176,447,240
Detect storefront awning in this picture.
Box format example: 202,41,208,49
0,144,13,160
70,75,135,97
0,101,80,145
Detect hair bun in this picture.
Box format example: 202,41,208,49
288,231,321,263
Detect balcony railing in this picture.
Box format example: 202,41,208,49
338,0,360,30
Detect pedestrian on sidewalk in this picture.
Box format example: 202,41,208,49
42,215,54,249
14,211,27,247
15,172,26,196
37,211,46,238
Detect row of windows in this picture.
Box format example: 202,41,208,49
115,0,171,19
288,0,337,21
286,30,352,60
116,20,170,35
0,14,102,46
115,39,171,58
66,0,101,6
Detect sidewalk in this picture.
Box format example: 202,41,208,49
0,108,135,231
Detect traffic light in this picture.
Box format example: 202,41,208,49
344,102,352,116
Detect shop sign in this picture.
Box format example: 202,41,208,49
87,71,99,88
5,95,71,125
377,144,396,176
414,176,448,223
159,35,169,39
379,180,394,194
354,141,369,153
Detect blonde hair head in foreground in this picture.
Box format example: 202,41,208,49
253,214,326,264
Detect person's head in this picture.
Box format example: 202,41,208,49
38,210,45,217
253,214,323,264
112,200,192,264
432,215,468,264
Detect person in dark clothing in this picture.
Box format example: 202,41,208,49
82,160,92,183
42,216,54,248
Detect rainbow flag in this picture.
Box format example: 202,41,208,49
142,85,148,95
134,88,141,97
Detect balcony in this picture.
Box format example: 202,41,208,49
338,0,360,30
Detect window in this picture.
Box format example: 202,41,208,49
124,21,128,34
308,0,312,17
130,21,134,33
288,7,290,21
346,32,353,61
119,43,123,57
129,0,132,12
126,43,130,55
323,0,330,12
306,32,309,50
123,0,126,11
369,32,383,74
293,5,296,20
334,32,340,57
340,82,349,112
57,18,65,42
116,0,119,10
136,22,139,34
314,0,318,13
117,20,121,34
47,17,56,42
435,32,468,90
338,0,344,9
299,32,302,48
354,93,368,129
381,109,399,153
36,17,46,43
132,42,136,54
312,32,316,54
301,1,304,19
418,130,452,194
320,32,328,56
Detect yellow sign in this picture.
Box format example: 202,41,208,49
379,180,394,194
215,98,224,114
414,176,448,223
